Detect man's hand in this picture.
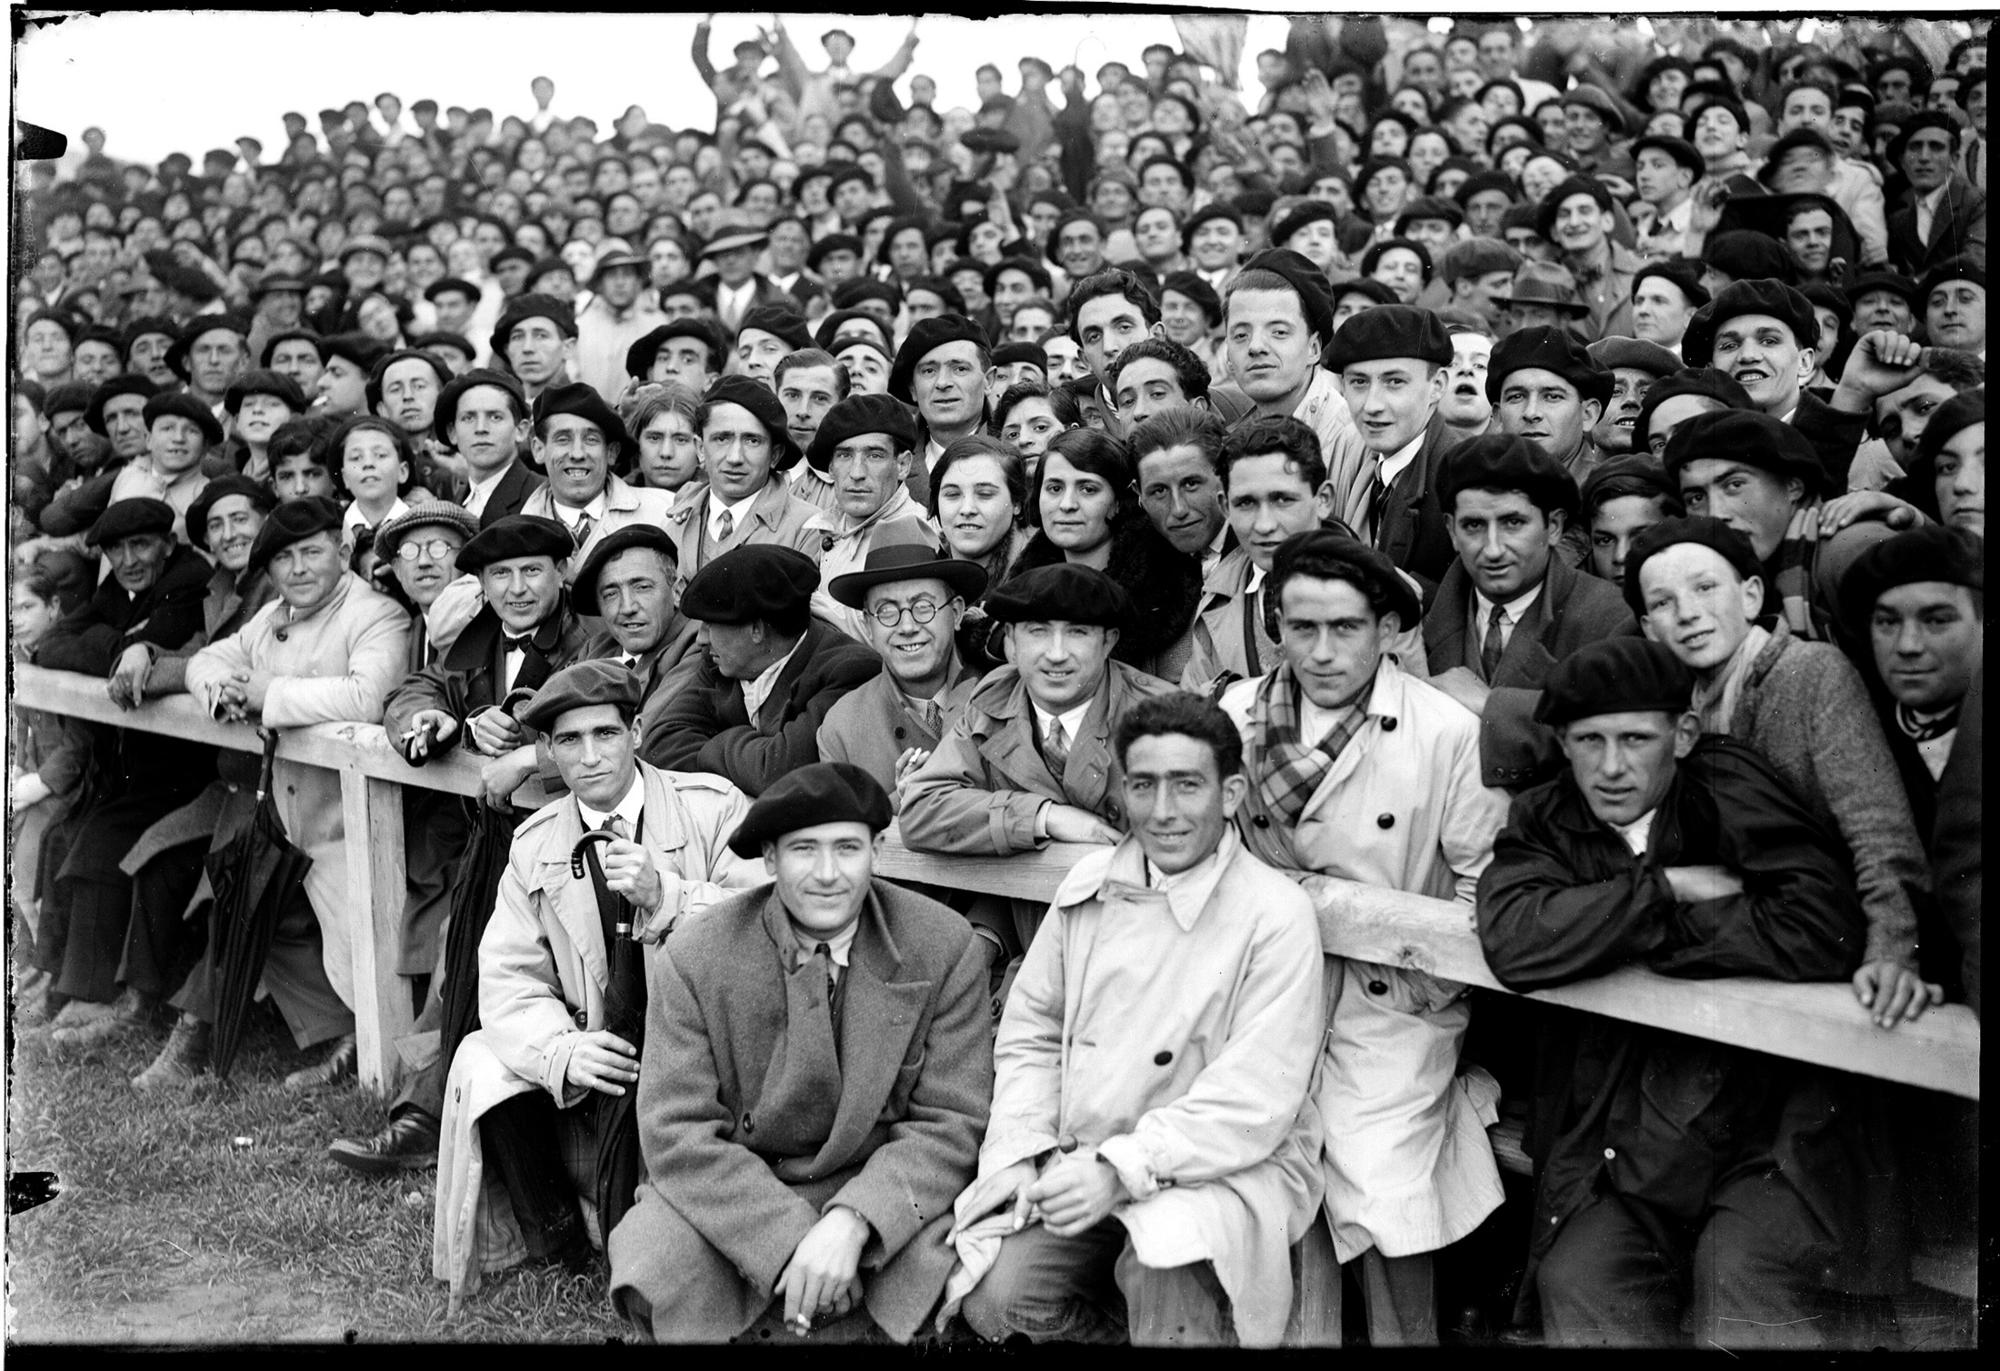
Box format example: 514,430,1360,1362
234,668,275,712
1817,489,1922,534
1833,330,1928,408
400,708,459,761
562,1029,639,1094
1043,804,1121,845
1662,864,1746,902
107,644,153,710
479,745,538,806
597,837,664,913
774,1206,871,1333
1024,1151,1127,1238
467,705,525,755
1852,959,1944,1028
1298,68,1337,122
953,1158,1041,1235
9,772,52,813
893,746,931,787
1429,666,1492,717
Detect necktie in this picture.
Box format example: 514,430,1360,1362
714,507,735,544
1480,605,1507,683
812,941,843,1022
619,653,639,672
1044,718,1070,779
504,632,535,652
916,698,943,736
1364,468,1389,543
567,513,594,547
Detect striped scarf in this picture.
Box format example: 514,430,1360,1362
1768,504,1829,642
1252,666,1365,827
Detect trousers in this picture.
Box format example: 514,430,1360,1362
960,1218,1235,1347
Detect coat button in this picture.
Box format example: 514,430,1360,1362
1376,813,1394,829
1253,814,1270,828
742,1114,754,1134
893,727,905,740
1603,1147,1616,1160
1368,980,1389,996
1153,1050,1172,1066
573,1009,587,1028
1381,717,1397,732
1057,1133,1078,1153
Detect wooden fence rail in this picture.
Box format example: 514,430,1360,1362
13,663,1979,1102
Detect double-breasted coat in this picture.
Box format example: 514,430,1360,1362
815,664,980,803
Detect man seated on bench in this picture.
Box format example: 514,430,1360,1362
607,762,991,1343
1476,638,1881,1349
947,693,1325,1347
432,659,758,1296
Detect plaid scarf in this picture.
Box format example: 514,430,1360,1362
1252,665,1366,827
1768,504,1831,642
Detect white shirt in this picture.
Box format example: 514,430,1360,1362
343,496,409,541
716,279,755,327
923,434,948,475
1201,523,1229,580
1299,691,1365,749
463,466,510,519
1371,433,1425,538
575,772,646,837
707,487,761,545
1030,698,1093,754
550,491,607,542
1915,182,1951,246
1472,579,1546,657
741,635,805,722
1612,809,1656,856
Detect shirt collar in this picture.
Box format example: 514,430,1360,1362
708,485,762,540
1137,825,1239,930
551,490,608,524
1376,430,1425,486
575,771,645,833
1473,577,1545,624
1031,696,1093,742
789,912,859,970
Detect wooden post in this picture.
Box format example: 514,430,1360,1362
340,769,415,1094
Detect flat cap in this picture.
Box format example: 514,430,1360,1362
1586,336,1682,379
1236,247,1335,341
888,315,989,404
142,390,225,446
1838,525,1984,632
569,524,678,616
736,304,813,352
86,497,175,548
836,277,906,314
1269,528,1422,626
489,292,578,360
84,374,159,435
1534,638,1693,727
984,562,1131,631
433,367,527,443
827,542,988,610
532,381,631,468
373,501,479,563
424,275,482,303
726,761,892,857
807,393,919,472
184,475,277,554
515,658,644,735
1438,432,1581,521
1629,368,1754,452
250,272,309,300
455,514,575,575
679,544,820,624
223,368,308,415
244,496,346,577
1630,133,1705,178
1659,406,1827,498
1485,324,1613,406
1622,514,1764,615
1437,236,1523,286
702,374,801,471
320,331,391,373
1324,304,1453,372
588,250,647,287
625,319,726,379
164,312,250,380
1493,260,1590,315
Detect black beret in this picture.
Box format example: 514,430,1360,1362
569,524,679,616
1622,514,1764,616
806,232,864,272
22,306,79,345
455,514,575,575
1324,304,1453,372
679,544,820,624
141,391,225,446
888,315,989,405
164,312,250,380
959,126,1022,157
1700,232,1792,287
1330,277,1400,308
807,392,919,472
1629,134,1706,179
433,367,527,443
1629,368,1754,452
1268,528,1422,626
1631,258,1710,311
515,658,644,734
1887,109,1960,166
1160,270,1223,326
1842,268,1920,311
625,320,716,379
1485,325,1613,408
1659,406,1827,498
1438,432,1581,521
1453,169,1518,206
1179,202,1245,253
42,381,94,418
726,761,892,857
184,475,277,554
490,245,536,271
423,275,482,303
824,163,875,196
831,277,903,313
985,563,1131,631
320,331,391,373
1919,255,1986,300
1757,128,1836,184
983,255,1052,298
1534,176,1616,243
524,256,574,292
259,327,324,369
488,292,578,360
223,368,308,415
532,381,632,467
1586,336,1682,379
1838,525,1984,632
701,375,802,472
121,315,178,353
84,374,159,436
1394,196,1466,235
989,340,1049,372
1534,638,1694,727
244,496,346,577
1579,454,1680,514
814,307,894,354
86,497,175,548
1905,389,1985,521
827,542,989,609
1235,247,1334,341
736,304,813,351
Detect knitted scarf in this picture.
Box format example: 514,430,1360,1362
1252,665,1364,827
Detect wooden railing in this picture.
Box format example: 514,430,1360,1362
14,662,1980,1102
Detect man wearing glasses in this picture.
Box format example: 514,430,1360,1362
801,394,941,640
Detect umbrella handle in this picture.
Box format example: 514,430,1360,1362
571,831,636,939
254,727,280,801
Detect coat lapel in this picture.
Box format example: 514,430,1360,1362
808,888,928,1172
527,800,609,995
1493,559,1566,688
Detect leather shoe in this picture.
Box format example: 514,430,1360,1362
133,1014,212,1092
284,1032,357,1092
328,1109,441,1174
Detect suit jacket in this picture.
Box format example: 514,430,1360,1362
472,458,546,530
898,660,1172,855
614,878,991,1341
1337,411,1461,601
690,273,796,332
641,617,881,797
583,612,705,749
1422,553,1639,790
1886,173,1988,277
815,664,980,802
381,602,592,761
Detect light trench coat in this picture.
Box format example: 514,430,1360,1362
1220,656,1511,1264
431,761,759,1307
184,573,410,1009
947,829,1327,1346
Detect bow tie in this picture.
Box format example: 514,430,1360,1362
504,632,538,651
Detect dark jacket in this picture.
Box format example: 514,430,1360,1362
1932,666,1981,1016
1886,173,1988,277
380,599,592,760
641,617,881,797
688,273,797,330
1421,551,1640,789
475,459,546,530
1372,410,1460,601
1477,735,1896,1311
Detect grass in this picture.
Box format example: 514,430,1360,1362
5,998,628,1344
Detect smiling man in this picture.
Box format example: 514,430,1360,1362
517,382,672,575
222,369,307,483
1225,249,1360,471
888,315,990,505
107,392,218,539
663,376,822,594
436,368,545,529
1538,178,1643,342
801,393,939,641
1585,337,1681,457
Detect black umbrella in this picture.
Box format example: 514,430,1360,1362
572,830,648,1243
437,798,520,1070
205,730,313,1080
